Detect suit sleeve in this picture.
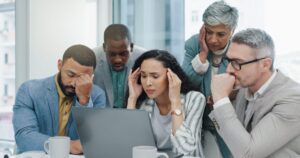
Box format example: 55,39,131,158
181,34,205,88
170,91,206,156
209,98,300,158
13,83,50,153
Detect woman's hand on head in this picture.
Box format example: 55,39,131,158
128,68,143,100
198,25,209,63
167,68,182,107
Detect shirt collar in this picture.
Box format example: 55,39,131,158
245,70,277,101
55,74,67,99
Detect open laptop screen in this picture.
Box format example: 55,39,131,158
73,107,156,158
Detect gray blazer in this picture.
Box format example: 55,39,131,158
209,70,300,158
93,46,145,108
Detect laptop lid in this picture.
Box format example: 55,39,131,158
73,107,156,158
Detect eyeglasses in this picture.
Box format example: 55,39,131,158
223,57,267,71
107,51,129,57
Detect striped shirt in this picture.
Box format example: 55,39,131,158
140,91,206,157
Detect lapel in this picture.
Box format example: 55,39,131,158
235,89,248,123
123,55,135,95
237,70,287,129
251,70,287,126
45,76,59,135
99,52,114,107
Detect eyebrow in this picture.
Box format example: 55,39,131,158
226,56,247,62
140,71,160,75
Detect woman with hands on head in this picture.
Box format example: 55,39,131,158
126,50,206,157
182,1,239,157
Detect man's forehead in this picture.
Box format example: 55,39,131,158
227,43,256,60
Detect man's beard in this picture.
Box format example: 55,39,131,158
57,72,76,97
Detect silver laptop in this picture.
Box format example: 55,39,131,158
72,107,156,158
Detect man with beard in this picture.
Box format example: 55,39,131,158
93,24,145,108
13,44,106,154
210,28,300,158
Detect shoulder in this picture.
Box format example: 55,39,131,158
185,34,199,47
181,91,205,109
19,76,54,91
16,76,55,100
131,45,146,58
93,46,106,62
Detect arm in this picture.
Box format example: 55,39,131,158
171,91,206,156
210,100,300,158
13,83,50,153
182,28,209,88
127,68,143,109
74,84,106,108
210,73,300,157
70,85,106,155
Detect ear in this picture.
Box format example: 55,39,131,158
103,43,106,50
129,43,133,52
58,59,63,71
262,58,273,71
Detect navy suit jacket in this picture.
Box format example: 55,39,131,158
13,75,106,153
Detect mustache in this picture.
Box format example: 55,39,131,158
65,85,75,89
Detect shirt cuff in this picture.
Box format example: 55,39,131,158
191,54,209,74
75,97,93,107
213,97,230,109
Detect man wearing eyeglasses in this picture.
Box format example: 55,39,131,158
93,24,145,108
210,28,300,158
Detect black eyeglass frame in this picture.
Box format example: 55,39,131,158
223,57,267,70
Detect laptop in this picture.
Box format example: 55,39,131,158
73,107,156,158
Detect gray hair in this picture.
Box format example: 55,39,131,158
203,1,239,30
232,28,275,70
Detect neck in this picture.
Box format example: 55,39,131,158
249,70,273,94
154,91,171,115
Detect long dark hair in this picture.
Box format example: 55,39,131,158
126,49,197,108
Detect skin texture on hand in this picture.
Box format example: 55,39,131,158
211,73,235,103
75,74,93,105
198,25,209,63
127,68,142,109
70,140,83,155
167,68,182,109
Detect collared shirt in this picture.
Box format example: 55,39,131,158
55,75,73,136
245,70,277,101
111,66,127,108
214,70,278,109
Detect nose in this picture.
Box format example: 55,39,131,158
70,79,76,87
146,78,152,86
113,56,122,63
208,34,218,44
226,62,235,74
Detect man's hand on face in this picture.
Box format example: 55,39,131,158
75,74,93,105
211,73,235,103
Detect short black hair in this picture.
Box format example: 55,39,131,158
104,24,132,43
62,44,96,70
126,50,198,108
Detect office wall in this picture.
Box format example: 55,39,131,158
28,0,94,79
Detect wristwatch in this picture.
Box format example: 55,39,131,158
171,109,182,116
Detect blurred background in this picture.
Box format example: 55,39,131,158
0,0,299,153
